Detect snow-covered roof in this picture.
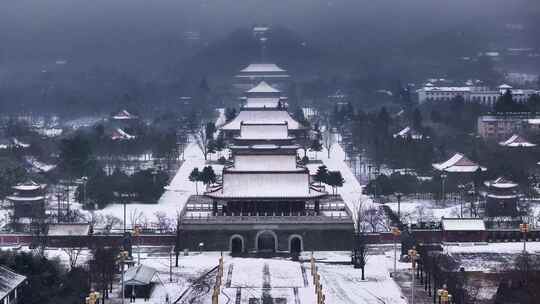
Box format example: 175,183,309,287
48,223,90,236
499,84,513,89
247,81,281,94
393,126,423,139
221,110,303,131
484,177,518,189
232,155,298,171
0,266,26,299
244,97,281,108
432,153,486,173
12,181,44,191
6,195,45,202
124,264,157,286
421,86,471,92
112,110,138,120
207,172,325,199
240,63,286,73
499,134,536,147
111,128,135,141
442,218,485,231
253,26,270,32
239,122,289,140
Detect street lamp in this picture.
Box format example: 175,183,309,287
117,250,130,304
391,227,401,275
408,246,419,304
85,290,101,304
437,284,453,304
520,223,529,252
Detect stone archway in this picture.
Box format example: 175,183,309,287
289,234,303,254
256,230,278,252
230,234,245,255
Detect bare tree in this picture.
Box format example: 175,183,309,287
62,247,83,270
154,211,172,233
353,199,371,279
322,127,336,159
416,204,435,222
194,123,215,161
104,215,122,232
364,206,389,232
129,208,144,228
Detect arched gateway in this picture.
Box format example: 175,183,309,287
230,235,245,255
256,230,278,252
289,235,303,254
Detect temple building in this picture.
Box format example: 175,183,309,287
7,181,46,232
483,177,521,228
433,153,487,173
179,67,353,254
222,81,306,139
499,134,536,147
234,63,290,92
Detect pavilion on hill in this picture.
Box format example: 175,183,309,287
432,153,486,173
499,134,536,147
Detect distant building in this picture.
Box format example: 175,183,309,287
477,114,540,139
432,153,486,173
417,83,538,105
393,126,424,140
0,266,27,304
253,26,271,38
498,134,536,147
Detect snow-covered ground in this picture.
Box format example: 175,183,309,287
384,199,464,224
444,242,540,272
306,144,375,226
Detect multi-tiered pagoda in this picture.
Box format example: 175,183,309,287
180,65,353,254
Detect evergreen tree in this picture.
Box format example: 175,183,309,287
314,165,329,186
201,166,217,186
494,89,525,113
327,171,345,195
189,168,201,195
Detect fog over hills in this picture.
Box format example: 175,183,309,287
0,0,538,114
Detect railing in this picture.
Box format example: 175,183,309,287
181,214,353,224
